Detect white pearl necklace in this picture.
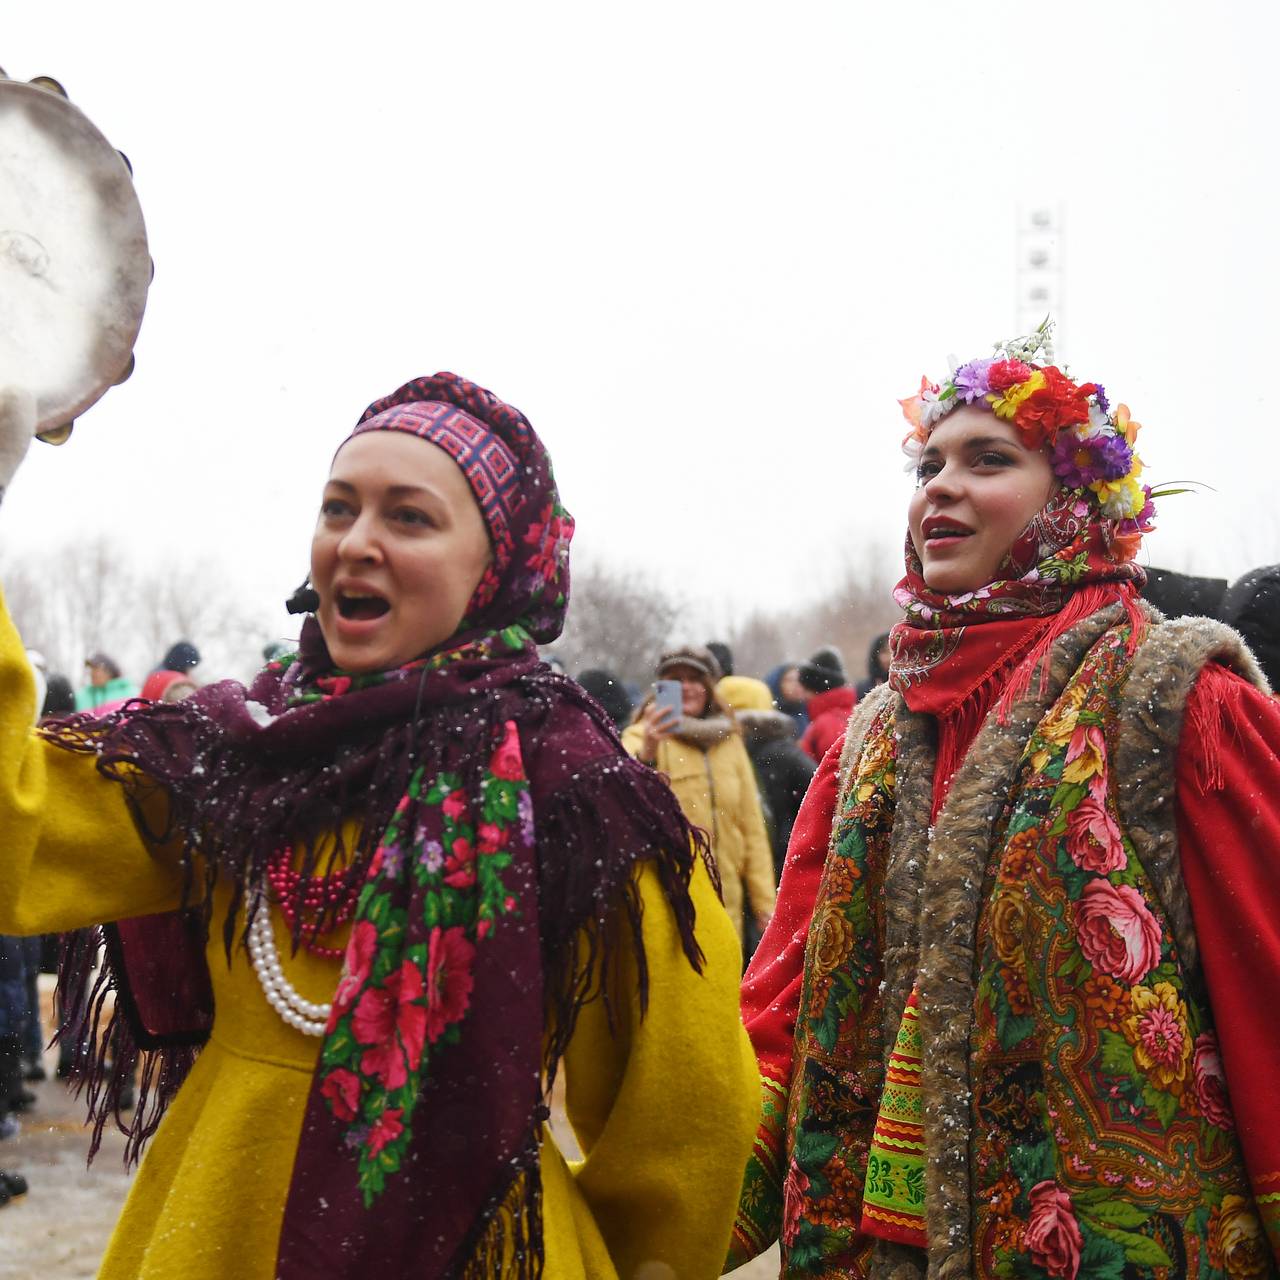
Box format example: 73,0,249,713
247,901,333,1037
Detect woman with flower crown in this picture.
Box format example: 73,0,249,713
0,375,758,1279
727,324,1280,1279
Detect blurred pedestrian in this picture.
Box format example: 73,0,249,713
718,674,815,881
853,630,892,699
797,645,856,762
624,645,776,945
74,651,136,712
575,667,634,729
158,640,201,675
706,640,734,678
1219,564,1280,692
766,662,809,737
140,668,199,703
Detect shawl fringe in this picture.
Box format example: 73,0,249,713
458,1114,548,1279
55,925,202,1166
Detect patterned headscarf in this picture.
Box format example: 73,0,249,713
350,375,574,644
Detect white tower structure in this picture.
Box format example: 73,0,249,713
1016,206,1065,341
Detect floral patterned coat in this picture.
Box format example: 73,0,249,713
731,606,1280,1279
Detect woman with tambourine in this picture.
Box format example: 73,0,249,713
0,375,758,1279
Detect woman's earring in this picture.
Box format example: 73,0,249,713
285,576,320,615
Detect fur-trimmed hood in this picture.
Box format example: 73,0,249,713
734,707,796,749
671,713,737,749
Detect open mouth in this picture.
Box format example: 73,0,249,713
336,591,391,621
925,524,974,542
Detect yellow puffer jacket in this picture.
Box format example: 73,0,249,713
622,715,776,940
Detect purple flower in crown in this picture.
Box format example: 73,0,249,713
1051,432,1133,489
953,358,994,403
419,839,445,873
1094,384,1109,414
1096,434,1134,480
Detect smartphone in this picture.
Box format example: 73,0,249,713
653,679,684,723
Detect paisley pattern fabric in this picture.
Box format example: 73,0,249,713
744,617,1277,1278
889,488,1144,701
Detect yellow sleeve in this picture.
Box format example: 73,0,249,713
733,738,777,920
619,721,645,759
0,585,184,934
561,856,758,1278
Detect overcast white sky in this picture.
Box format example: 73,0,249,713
3,1,1278,658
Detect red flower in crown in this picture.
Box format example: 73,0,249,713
1014,367,1094,449
987,358,1034,392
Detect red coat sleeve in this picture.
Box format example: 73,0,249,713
1176,665,1280,1257
740,732,844,1086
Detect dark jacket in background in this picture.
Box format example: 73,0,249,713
736,708,816,880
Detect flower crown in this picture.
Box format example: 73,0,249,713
900,319,1157,552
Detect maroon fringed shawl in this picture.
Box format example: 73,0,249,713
46,374,709,1278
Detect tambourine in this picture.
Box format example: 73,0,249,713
0,72,150,445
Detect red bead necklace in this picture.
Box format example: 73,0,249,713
264,847,362,960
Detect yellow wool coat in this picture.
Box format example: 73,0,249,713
622,717,776,942
0,590,758,1280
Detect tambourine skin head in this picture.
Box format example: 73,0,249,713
0,79,150,438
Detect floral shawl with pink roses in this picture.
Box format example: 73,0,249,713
747,610,1275,1279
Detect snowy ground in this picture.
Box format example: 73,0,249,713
0,1015,132,1278
0,980,778,1278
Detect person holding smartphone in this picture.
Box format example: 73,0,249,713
624,645,776,946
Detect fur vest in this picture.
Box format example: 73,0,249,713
758,605,1274,1279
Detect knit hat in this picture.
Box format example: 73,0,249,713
576,668,634,728
706,641,734,678
162,641,201,673
657,644,723,683
797,645,847,694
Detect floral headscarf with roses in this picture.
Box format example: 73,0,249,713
47,374,706,1280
